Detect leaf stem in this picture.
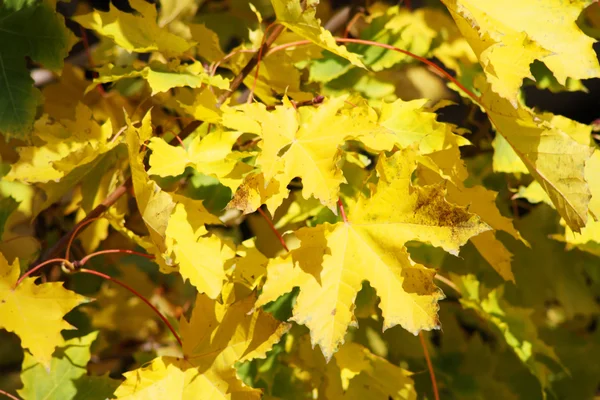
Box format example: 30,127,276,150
337,199,348,223
248,22,279,104
419,332,440,400
79,26,105,96
14,258,72,288
77,249,156,268
0,389,20,400
65,217,101,261
217,24,285,107
257,208,289,252
78,268,183,349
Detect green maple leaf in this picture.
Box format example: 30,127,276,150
18,331,119,400
0,1,75,139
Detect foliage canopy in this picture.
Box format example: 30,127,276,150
1,0,600,398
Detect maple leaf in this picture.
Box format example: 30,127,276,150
0,1,75,138
231,96,378,211
284,328,417,399
270,0,364,68
165,198,234,299
561,150,600,254
6,104,115,184
417,146,526,281
458,274,562,393
73,0,192,54
441,0,600,103
0,253,88,367
479,81,595,232
257,150,490,359
189,24,226,63
147,128,243,181
352,98,470,155
125,112,176,261
112,294,290,399
94,61,230,95
19,331,118,400
335,342,417,399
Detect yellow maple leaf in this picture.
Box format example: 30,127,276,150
73,0,192,54
442,0,600,103
94,61,229,95
335,342,416,399
113,294,290,399
256,150,490,359
165,200,233,299
353,98,470,155
6,103,115,184
125,112,176,262
479,80,594,232
285,328,416,399
418,147,526,281
147,127,247,191
270,0,364,68
188,24,226,63
561,150,600,254
0,253,88,367
227,172,288,215
237,96,374,210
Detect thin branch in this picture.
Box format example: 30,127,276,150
434,274,462,296
337,199,348,223
65,217,101,261
0,389,20,400
257,208,289,252
42,179,131,262
14,258,72,288
79,268,183,349
77,249,155,267
248,22,278,104
217,24,285,107
419,332,440,400
265,95,325,111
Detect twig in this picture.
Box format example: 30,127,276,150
0,389,20,400
419,332,440,400
79,268,183,349
217,24,285,107
337,199,348,223
14,258,72,288
257,208,289,252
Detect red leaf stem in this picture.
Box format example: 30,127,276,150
257,208,289,252
77,249,156,268
0,389,19,400
65,217,101,261
337,199,348,223
419,332,440,400
78,268,183,349
14,258,72,288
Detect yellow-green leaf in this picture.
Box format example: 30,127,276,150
73,0,192,54
442,0,600,103
0,253,88,367
270,0,364,67
257,150,490,359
